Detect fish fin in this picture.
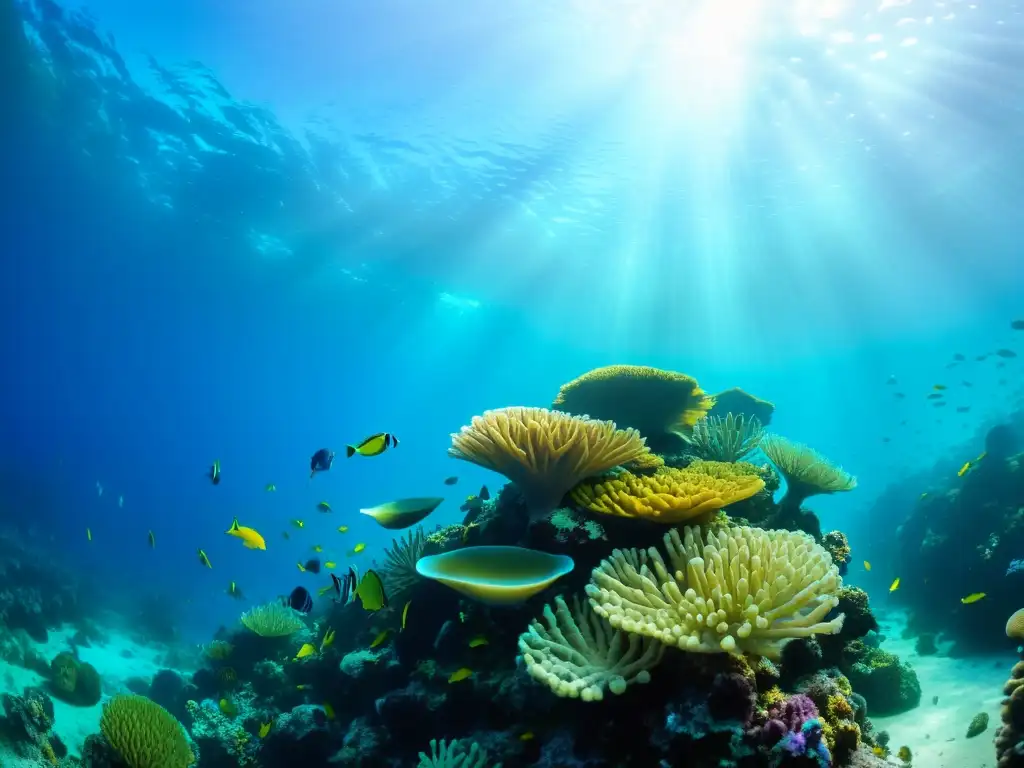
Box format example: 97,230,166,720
227,517,240,532
346,445,357,458
391,435,399,448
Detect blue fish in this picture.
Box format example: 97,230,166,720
310,448,335,479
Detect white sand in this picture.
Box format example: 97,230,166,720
870,612,1010,768
0,624,172,758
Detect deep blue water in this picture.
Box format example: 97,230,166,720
1,0,1022,641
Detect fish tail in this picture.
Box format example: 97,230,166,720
391,435,399,448
346,445,356,458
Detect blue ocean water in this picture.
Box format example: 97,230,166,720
1,0,1023,765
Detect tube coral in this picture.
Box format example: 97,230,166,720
586,525,845,658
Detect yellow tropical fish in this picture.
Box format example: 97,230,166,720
294,643,317,660
897,745,912,762
259,721,272,738
312,545,323,553
225,518,267,550
933,384,947,390
519,732,535,742
961,592,986,604
356,570,388,611
957,461,971,477
323,702,335,720
351,543,366,555
198,549,212,568
317,501,332,513
218,698,236,717
325,561,337,569
448,667,474,683
226,582,244,600
337,525,349,533
976,451,987,463
468,635,489,648
889,577,900,593
292,519,305,529
369,629,391,648
318,583,335,597
401,601,411,631
148,530,155,548
265,484,276,492
86,528,92,542
296,684,312,691
320,628,336,652
297,562,306,573
347,432,398,457
920,492,928,499
863,561,871,572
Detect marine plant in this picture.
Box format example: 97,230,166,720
518,594,663,700
239,603,304,637
570,461,765,524
686,413,765,463
586,525,844,658
759,434,857,509
380,526,432,595
449,406,653,518
417,738,500,768
100,694,194,768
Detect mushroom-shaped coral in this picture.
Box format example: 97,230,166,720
570,461,765,524
708,387,775,425
448,406,652,518
551,365,714,450
239,603,304,637
100,694,194,768
686,413,764,463
760,434,857,509
586,525,844,658
416,546,574,605
518,594,664,701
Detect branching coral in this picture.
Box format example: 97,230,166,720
449,406,653,518
417,738,500,768
380,526,432,595
586,525,844,658
518,594,664,701
239,604,304,637
686,414,764,463
570,461,765,524
552,365,714,448
760,434,857,508
100,694,194,768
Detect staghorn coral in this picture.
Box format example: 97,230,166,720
380,526,433,595
518,594,664,701
586,525,844,658
100,694,194,768
449,406,653,518
708,387,775,425
417,738,500,768
760,434,857,509
570,461,765,525
686,413,764,463
239,603,304,637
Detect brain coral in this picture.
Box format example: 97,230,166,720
100,694,194,768
448,406,653,517
570,461,765,524
586,525,845,658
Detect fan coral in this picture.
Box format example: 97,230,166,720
708,387,775,426
380,527,432,595
570,462,765,525
239,604,304,637
448,406,653,518
586,525,844,658
687,414,764,463
518,594,664,701
417,738,500,768
760,434,857,508
100,694,194,768
552,365,714,445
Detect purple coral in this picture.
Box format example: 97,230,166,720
762,694,819,748
774,719,831,766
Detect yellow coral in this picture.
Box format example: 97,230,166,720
759,685,787,710
100,694,194,768
552,365,714,439
570,462,765,524
586,525,844,658
449,406,653,517
240,603,304,637
760,434,856,507
41,741,58,767
826,693,854,721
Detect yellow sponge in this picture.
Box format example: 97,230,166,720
100,694,194,768
518,595,663,701
586,525,844,658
